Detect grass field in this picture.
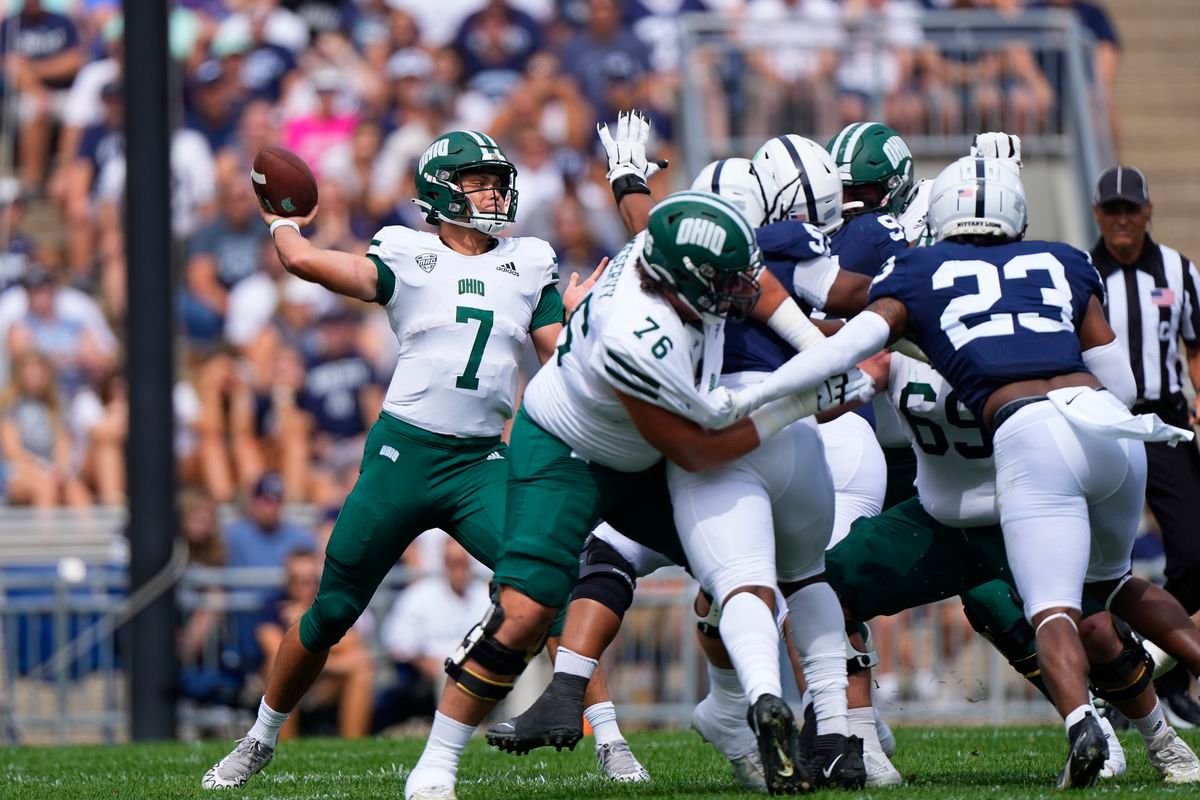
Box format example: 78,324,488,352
3,727,1198,799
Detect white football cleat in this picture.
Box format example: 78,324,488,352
691,694,767,791
1147,727,1200,784
201,736,274,789
405,768,458,800
596,740,650,782
863,745,903,786
1096,714,1126,778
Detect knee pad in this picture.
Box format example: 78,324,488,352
299,592,362,652
569,535,638,621
444,601,546,702
961,590,1039,677
1088,621,1154,704
844,620,879,675
695,589,721,639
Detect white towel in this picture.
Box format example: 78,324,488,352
1047,387,1195,447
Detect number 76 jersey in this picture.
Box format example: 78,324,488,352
369,226,560,438
869,239,1104,420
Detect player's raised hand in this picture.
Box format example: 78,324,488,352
971,132,1022,168
597,110,669,184
563,257,608,315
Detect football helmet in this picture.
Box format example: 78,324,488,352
826,122,914,218
413,130,519,235
640,190,764,324
690,157,778,229
752,135,844,234
927,156,1028,242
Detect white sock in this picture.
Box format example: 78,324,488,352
247,697,288,748
706,664,747,718
585,701,623,746
718,592,783,704
555,646,598,680
786,583,849,736
849,706,883,753
1064,703,1093,735
412,711,475,778
1129,701,1168,745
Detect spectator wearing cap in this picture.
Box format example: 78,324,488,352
0,0,85,188
560,0,652,115
452,0,543,87
186,60,244,155
1090,165,1200,727
183,173,269,347
0,179,39,293
298,308,383,506
281,66,360,181
8,265,114,402
62,79,124,279
224,472,317,569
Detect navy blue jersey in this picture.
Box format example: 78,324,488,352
723,221,828,374
830,212,909,278
869,239,1104,419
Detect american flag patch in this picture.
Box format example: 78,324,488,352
1150,287,1176,307
957,188,974,198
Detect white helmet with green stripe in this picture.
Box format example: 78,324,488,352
752,134,844,234
413,130,519,235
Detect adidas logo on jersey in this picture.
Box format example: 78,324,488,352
379,445,400,462
486,450,505,461
496,261,519,276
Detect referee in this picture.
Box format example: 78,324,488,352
1092,164,1200,727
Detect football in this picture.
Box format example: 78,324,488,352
250,146,318,218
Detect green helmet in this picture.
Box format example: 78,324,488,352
413,130,519,235
825,122,913,217
640,191,763,323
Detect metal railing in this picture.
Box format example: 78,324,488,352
676,8,1113,243
1,557,1060,744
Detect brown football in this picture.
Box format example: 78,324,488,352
251,147,318,218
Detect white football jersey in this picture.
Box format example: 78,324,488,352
369,226,558,437
887,354,998,527
523,233,728,472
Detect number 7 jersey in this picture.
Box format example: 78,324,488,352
369,226,561,437
869,239,1104,420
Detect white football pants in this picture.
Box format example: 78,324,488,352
819,412,887,547
992,400,1146,619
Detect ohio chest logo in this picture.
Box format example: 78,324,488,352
416,254,437,273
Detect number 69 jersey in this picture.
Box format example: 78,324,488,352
888,353,997,527
869,239,1104,420
368,226,560,438
522,233,728,473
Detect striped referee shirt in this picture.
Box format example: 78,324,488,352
1092,235,1200,403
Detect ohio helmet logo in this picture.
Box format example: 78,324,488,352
882,136,911,169
417,254,437,273
675,218,727,256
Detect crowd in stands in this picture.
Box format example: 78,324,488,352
0,0,1120,729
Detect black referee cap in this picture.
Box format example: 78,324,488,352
1094,165,1150,207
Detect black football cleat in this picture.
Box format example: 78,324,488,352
485,673,588,755
747,694,813,795
1056,714,1108,789
811,733,866,789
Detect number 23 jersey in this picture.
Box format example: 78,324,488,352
369,227,560,438
869,239,1104,420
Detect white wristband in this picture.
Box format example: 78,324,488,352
749,392,817,441
766,299,826,352
270,218,301,237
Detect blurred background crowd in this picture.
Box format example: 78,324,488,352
0,0,1131,737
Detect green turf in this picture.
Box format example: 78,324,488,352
0,727,1196,799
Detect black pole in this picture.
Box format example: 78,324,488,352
125,0,177,740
